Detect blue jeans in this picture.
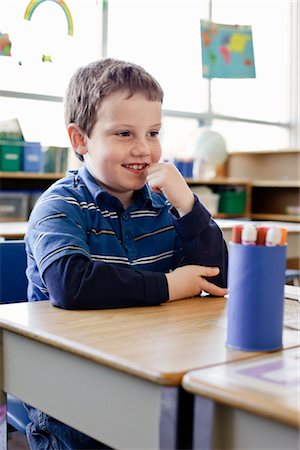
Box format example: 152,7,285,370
25,405,111,450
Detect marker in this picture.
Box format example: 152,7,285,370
279,227,288,245
231,224,243,243
241,224,257,245
256,226,268,246
265,227,281,246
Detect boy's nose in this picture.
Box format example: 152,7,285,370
131,139,150,156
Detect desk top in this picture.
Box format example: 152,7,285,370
183,346,300,427
0,298,298,385
215,219,300,234
0,221,28,239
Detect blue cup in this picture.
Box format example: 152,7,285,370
226,242,287,351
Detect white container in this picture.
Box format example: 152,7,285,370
192,187,220,216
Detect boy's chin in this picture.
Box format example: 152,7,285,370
133,181,146,191
130,178,147,190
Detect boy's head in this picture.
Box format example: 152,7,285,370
64,58,164,161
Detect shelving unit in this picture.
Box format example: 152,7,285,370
0,172,299,223
187,178,299,222
0,172,65,222
250,180,300,222
187,177,251,219
0,171,65,191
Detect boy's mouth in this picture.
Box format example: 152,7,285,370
123,163,149,172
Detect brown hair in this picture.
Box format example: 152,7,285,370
64,58,164,160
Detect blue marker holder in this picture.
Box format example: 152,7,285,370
226,242,287,351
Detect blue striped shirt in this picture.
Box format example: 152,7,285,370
25,165,227,307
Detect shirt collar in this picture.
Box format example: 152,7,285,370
75,165,167,211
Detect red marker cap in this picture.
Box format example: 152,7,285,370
231,224,243,243
256,227,268,245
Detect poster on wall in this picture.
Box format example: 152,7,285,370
200,20,256,79
0,31,12,56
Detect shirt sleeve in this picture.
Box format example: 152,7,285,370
169,195,228,288
44,254,169,310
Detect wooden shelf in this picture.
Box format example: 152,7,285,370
251,213,300,223
0,171,65,180
251,180,300,188
186,177,299,222
186,177,249,186
0,172,299,223
0,171,64,193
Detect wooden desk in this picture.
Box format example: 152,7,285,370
0,297,280,450
0,222,28,239
183,346,300,450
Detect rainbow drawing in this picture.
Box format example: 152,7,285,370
24,0,74,36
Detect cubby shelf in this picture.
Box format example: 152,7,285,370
0,172,299,223
187,177,299,222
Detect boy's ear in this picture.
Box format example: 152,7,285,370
67,124,88,156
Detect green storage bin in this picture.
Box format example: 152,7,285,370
0,141,22,171
219,191,246,214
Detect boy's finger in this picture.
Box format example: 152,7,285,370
197,266,220,277
200,279,227,297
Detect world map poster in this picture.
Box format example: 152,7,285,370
200,20,256,79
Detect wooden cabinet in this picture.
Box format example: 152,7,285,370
250,180,300,222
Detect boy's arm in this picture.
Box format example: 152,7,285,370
44,254,169,309
170,197,228,288
147,162,228,288
44,254,227,309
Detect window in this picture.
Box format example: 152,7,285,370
107,0,298,154
0,0,103,146
0,0,298,153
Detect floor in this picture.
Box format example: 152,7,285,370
8,430,29,450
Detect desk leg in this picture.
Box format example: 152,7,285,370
0,391,7,450
159,387,194,450
159,386,179,450
193,396,215,450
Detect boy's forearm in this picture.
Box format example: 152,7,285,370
44,254,169,309
170,197,228,287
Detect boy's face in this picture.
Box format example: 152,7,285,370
73,91,162,207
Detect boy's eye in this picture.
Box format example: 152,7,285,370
149,131,159,137
117,131,131,137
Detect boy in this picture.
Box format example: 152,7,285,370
25,58,227,449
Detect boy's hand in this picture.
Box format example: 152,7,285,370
165,265,227,301
146,162,194,216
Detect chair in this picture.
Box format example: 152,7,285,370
285,268,300,286
0,240,27,303
0,240,30,435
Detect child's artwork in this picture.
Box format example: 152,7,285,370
200,20,256,79
24,0,74,36
0,32,12,56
